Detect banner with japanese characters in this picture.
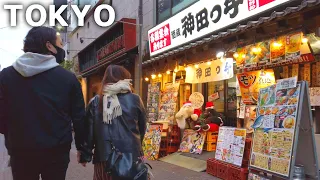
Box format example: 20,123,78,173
237,69,276,104
185,58,234,84
148,0,294,57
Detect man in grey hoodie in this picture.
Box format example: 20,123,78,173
0,27,85,180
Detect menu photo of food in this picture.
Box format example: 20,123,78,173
271,36,286,64
235,47,247,69
285,32,302,61
258,85,276,107
257,41,271,66
245,44,259,68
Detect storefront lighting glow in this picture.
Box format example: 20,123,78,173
216,52,224,58
145,77,149,81
233,52,239,58
158,73,162,78
194,64,199,68
273,41,282,47
151,74,156,79
302,37,308,44
166,70,171,74
207,61,212,65
252,47,262,54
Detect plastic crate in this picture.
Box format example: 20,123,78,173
206,158,217,176
206,132,218,142
216,160,229,180
167,140,180,153
228,164,249,180
204,142,217,152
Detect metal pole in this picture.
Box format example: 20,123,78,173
137,0,143,96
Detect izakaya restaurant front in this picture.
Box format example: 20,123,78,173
141,0,320,179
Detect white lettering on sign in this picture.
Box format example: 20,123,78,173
148,0,294,57
3,4,115,27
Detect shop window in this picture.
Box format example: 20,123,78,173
207,81,224,113
157,0,199,24
172,0,198,15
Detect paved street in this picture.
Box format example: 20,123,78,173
0,135,218,180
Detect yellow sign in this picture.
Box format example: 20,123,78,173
237,69,276,104
185,58,234,84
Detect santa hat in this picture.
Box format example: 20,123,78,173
205,102,215,109
193,109,202,117
183,101,192,107
191,108,201,121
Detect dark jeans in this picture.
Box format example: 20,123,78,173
10,151,70,180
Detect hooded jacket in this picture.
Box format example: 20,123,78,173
0,52,85,155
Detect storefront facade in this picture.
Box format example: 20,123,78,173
142,0,320,179
143,0,320,124
77,18,137,102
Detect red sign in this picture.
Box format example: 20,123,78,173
149,24,171,53
96,35,124,61
248,0,275,11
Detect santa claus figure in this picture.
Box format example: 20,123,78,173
194,102,224,132
175,101,199,129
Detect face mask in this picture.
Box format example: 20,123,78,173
51,44,66,64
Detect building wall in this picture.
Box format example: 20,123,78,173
68,0,155,62
68,0,155,100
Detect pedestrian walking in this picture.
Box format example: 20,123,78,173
0,26,86,180
79,65,149,180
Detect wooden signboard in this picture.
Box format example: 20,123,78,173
249,81,319,179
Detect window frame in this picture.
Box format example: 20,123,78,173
156,0,199,24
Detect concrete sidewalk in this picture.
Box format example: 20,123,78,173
0,135,218,180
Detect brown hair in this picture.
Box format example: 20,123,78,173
98,65,132,111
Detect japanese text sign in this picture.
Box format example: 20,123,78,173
148,0,293,57
149,24,171,53
185,58,234,84
237,69,276,104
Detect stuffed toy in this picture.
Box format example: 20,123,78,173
194,102,224,132
175,101,198,129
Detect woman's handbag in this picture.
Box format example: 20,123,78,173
104,140,152,180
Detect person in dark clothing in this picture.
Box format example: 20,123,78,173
0,26,86,180
80,65,147,180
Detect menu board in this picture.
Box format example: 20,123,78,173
235,32,305,70
146,83,161,122
158,83,180,122
142,124,163,160
215,127,247,167
237,69,276,104
250,78,301,177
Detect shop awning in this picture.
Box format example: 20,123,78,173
142,0,320,66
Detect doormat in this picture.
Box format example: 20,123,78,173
159,152,207,172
